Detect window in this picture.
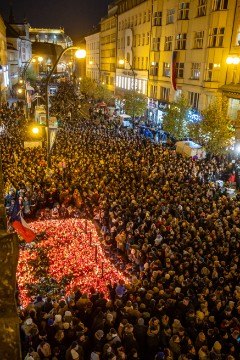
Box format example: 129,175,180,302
194,31,204,48
150,85,158,98
160,87,170,101
163,62,171,77
153,12,162,26
175,62,184,78
138,13,142,24
148,10,151,21
197,0,207,16
137,34,141,46
146,57,149,70
176,33,187,49
119,22,122,31
110,63,115,72
212,0,228,11
191,63,201,79
146,32,150,45
164,36,173,51
178,2,190,20
150,62,159,76
152,37,160,51
237,32,240,46
143,11,147,23
133,35,136,47
208,27,225,47
166,8,175,24
188,91,200,108
127,36,130,46
135,15,138,26
206,63,213,81
141,57,144,69
142,33,145,46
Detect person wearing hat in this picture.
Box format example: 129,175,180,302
133,318,147,359
209,341,222,359
93,330,105,352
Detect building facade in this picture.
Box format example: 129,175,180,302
85,31,101,83
116,0,150,97
99,3,118,93
29,27,72,49
0,15,9,102
91,0,240,126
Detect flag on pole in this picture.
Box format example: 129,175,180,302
10,198,36,243
171,51,178,91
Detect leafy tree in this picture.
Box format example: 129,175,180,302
197,96,234,156
26,68,37,85
162,94,191,139
123,90,147,121
80,77,97,99
94,83,113,104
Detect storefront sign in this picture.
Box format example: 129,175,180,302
158,101,169,110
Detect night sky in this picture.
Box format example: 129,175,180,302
0,0,113,42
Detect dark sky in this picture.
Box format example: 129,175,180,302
0,0,113,42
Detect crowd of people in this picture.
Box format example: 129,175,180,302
1,82,240,360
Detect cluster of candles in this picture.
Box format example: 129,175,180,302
17,218,127,307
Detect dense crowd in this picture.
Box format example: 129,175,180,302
1,82,240,360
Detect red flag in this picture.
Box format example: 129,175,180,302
11,220,36,243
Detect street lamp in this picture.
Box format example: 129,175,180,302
226,56,240,84
45,46,86,167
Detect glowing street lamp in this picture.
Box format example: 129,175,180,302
45,46,86,167
226,56,240,83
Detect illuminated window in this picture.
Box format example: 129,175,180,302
150,62,159,76
163,62,170,77
191,63,201,79
178,2,190,20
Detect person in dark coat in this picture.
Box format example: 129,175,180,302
133,318,147,359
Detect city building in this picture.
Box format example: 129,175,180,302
99,3,118,93
85,30,101,83
29,27,73,49
94,0,240,127
0,15,9,102
116,0,150,98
